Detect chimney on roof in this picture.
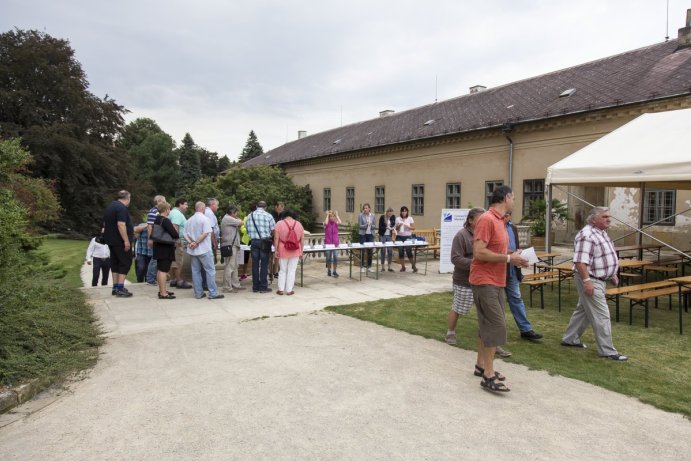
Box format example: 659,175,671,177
379,109,395,117
677,9,691,49
469,85,487,94
297,130,307,139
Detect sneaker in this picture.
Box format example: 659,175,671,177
208,294,225,300
495,346,512,357
239,274,248,281
259,288,272,293
367,267,374,273
176,280,193,289
445,332,457,345
520,330,543,341
146,281,157,286
327,270,332,277
114,289,133,298
360,267,366,273
332,271,339,278
605,354,628,361
560,341,587,349
196,293,207,299
169,280,178,288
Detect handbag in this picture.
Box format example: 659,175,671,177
220,232,237,257
151,222,175,245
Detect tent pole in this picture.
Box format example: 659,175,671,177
637,182,645,259
546,185,553,252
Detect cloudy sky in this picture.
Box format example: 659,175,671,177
2,0,689,160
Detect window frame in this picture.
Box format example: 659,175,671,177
484,180,504,209
374,186,385,214
412,184,425,215
445,183,461,209
522,179,545,218
323,188,331,212
643,189,676,226
346,187,355,213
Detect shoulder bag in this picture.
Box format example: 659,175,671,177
152,220,176,245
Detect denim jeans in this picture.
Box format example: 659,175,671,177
146,257,158,284
505,267,533,332
379,235,393,265
135,254,151,283
250,239,270,291
190,251,219,298
359,234,374,267
325,250,338,267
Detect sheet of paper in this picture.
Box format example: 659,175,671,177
520,247,539,265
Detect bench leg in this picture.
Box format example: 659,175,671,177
540,284,544,310
644,299,649,328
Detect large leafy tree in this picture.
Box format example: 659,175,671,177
238,130,264,163
0,29,138,233
186,165,315,230
119,118,178,198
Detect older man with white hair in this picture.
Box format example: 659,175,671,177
185,201,224,300
561,206,627,361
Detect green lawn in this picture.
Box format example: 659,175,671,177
327,280,691,418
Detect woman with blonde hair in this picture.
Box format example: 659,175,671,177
152,201,179,299
323,210,341,277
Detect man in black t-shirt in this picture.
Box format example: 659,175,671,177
103,190,134,297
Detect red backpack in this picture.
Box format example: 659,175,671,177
282,220,300,251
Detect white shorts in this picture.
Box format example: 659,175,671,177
452,284,474,315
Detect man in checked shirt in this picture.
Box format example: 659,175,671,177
561,206,628,361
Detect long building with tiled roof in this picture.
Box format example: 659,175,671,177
244,18,691,248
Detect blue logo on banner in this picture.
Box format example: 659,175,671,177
443,212,453,222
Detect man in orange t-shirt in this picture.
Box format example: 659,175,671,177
470,185,528,393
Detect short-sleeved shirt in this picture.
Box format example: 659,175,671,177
573,224,619,279
168,208,187,241
185,212,213,256
469,207,508,287
204,208,220,239
396,216,415,237
247,208,276,240
135,223,152,257
103,200,133,247
274,218,305,258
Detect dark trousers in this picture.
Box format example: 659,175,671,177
135,254,151,283
92,257,111,286
250,239,270,291
359,234,374,267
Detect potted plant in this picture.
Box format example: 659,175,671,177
527,199,569,248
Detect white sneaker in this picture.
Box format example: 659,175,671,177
367,267,374,273
360,267,366,273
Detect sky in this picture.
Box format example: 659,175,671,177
2,0,689,161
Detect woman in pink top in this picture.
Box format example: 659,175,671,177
273,209,305,295
323,210,341,277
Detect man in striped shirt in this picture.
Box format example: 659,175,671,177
562,206,627,361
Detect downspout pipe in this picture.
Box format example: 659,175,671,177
502,123,514,188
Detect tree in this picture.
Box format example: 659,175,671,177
119,118,178,198
0,29,137,234
186,165,316,230
217,155,232,173
176,133,202,195
199,148,220,178
238,130,264,163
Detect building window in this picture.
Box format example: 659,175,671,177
346,187,355,213
523,179,545,218
412,184,424,215
446,183,461,209
323,188,331,212
375,186,385,214
485,181,503,209
643,190,675,225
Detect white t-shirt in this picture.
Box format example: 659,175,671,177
396,216,415,237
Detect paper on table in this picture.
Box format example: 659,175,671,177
519,247,539,265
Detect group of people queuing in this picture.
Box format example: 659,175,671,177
100,191,306,300
445,185,626,394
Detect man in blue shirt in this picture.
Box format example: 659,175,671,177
246,201,276,293
504,212,542,343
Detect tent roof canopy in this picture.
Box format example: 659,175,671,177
546,108,691,190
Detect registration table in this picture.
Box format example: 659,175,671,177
297,240,429,287
668,275,691,335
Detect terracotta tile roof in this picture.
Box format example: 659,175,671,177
245,40,691,166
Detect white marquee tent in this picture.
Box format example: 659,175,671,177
544,107,691,249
